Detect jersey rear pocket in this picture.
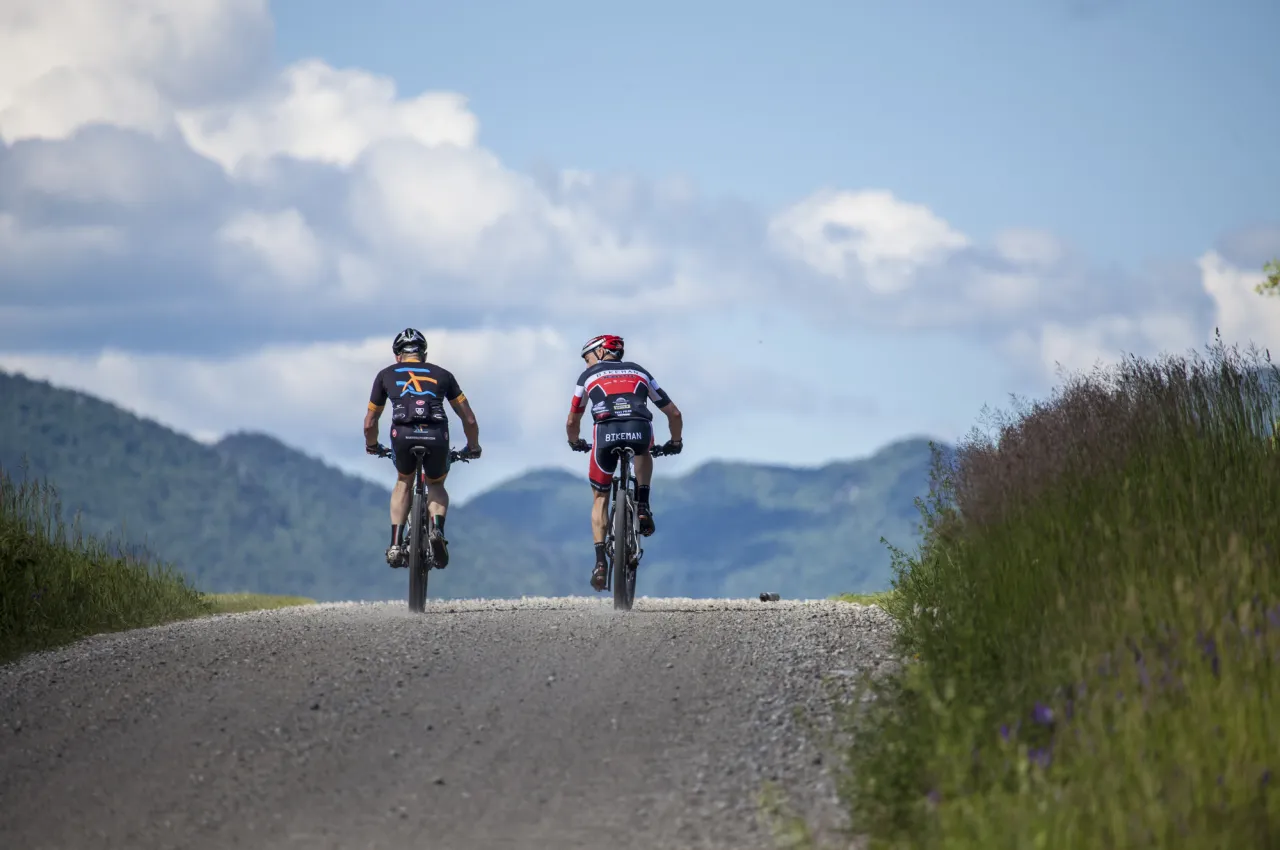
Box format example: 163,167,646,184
392,398,447,425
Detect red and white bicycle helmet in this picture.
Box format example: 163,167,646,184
581,333,624,359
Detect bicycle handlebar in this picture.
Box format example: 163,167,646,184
372,444,479,463
570,442,679,457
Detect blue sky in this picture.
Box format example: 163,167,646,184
0,0,1277,500
271,0,1280,265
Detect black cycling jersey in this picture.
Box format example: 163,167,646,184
569,359,671,423
369,360,466,427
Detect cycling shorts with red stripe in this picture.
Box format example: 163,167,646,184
589,419,654,492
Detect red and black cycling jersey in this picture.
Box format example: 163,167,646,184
569,360,671,423
369,360,465,427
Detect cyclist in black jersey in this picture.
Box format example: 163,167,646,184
566,333,683,592
364,328,481,569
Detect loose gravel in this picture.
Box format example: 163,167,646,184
0,596,897,850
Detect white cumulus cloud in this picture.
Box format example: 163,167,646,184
768,189,971,294
1198,250,1280,352
176,60,479,173
1001,251,1280,380
0,0,271,142
217,208,326,288
0,0,1269,484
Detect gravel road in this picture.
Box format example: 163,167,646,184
0,597,896,850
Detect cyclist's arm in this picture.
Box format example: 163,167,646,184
364,373,388,447
645,371,682,442
566,384,587,442
444,374,480,448
659,400,683,442
566,409,585,443
363,404,383,446
448,394,480,448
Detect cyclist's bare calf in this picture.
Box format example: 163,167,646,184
389,470,448,526
391,473,413,528
591,488,610,544
425,472,450,522
633,451,653,487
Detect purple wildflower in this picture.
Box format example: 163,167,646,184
1032,702,1055,726
1198,634,1221,677
1027,747,1053,769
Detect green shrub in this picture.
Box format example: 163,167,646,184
842,336,1280,848
0,464,210,662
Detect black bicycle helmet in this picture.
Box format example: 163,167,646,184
393,327,426,356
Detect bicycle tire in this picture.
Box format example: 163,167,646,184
612,454,634,611
623,507,638,607
407,487,429,612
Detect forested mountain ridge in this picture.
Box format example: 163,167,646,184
1,369,939,599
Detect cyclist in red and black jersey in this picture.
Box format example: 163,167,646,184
566,334,683,592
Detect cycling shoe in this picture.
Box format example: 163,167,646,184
429,529,449,569
637,504,656,537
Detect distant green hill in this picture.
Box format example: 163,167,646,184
0,369,939,600
0,370,563,601
464,438,934,598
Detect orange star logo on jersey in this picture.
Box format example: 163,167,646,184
395,367,439,396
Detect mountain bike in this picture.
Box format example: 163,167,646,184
374,443,476,612
573,441,673,611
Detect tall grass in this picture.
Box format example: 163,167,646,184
0,465,211,662
842,336,1279,848
205,592,315,614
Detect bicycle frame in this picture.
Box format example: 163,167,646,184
404,447,434,611
602,446,639,595
405,448,433,532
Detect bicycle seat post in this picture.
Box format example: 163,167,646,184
410,446,427,491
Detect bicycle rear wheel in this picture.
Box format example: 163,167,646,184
611,457,636,611
407,488,429,612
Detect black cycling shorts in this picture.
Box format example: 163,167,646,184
589,419,653,491
390,424,451,479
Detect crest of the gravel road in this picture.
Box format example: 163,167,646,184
0,596,897,850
